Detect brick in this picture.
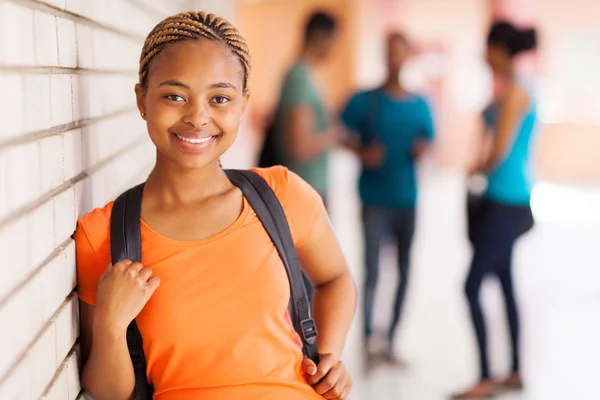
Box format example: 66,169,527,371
37,252,68,324
0,152,6,217
0,288,31,378
71,74,81,121
53,187,76,247
64,240,77,293
3,143,40,216
54,296,78,364
29,323,59,399
27,200,55,272
0,218,28,300
23,74,52,133
41,366,68,400
73,179,92,221
0,3,35,65
63,129,83,182
39,135,64,194
0,353,31,400
57,18,77,68
65,349,81,400
33,11,59,67
0,73,24,140
75,24,94,69
50,75,73,126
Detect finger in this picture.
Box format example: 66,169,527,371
146,276,161,294
323,373,349,399
314,362,343,394
127,262,144,274
113,259,133,270
307,355,336,386
337,379,353,400
301,357,317,376
138,267,153,282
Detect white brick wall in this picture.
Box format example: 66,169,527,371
0,1,240,398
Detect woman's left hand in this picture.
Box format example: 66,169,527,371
302,354,352,399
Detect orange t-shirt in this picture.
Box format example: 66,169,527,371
75,166,325,400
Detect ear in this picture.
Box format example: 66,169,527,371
241,89,251,116
134,83,147,119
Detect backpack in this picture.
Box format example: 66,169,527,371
110,169,319,400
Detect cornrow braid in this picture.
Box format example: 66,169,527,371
138,11,251,89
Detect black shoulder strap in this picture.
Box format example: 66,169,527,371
225,169,320,364
110,183,154,400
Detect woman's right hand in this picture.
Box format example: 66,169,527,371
93,260,160,340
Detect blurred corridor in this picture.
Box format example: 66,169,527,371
1,0,599,399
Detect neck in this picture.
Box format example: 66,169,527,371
145,155,230,205
384,71,405,94
300,48,319,67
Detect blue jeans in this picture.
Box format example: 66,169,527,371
362,206,416,344
465,199,534,379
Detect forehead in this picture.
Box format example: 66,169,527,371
147,39,244,88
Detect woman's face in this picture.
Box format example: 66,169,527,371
486,43,512,79
486,44,513,100
135,39,250,170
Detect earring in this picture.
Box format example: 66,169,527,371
141,112,145,118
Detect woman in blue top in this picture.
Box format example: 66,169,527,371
453,22,538,399
341,32,434,364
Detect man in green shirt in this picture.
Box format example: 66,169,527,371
273,11,341,205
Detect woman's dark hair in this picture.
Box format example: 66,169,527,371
304,11,337,44
139,11,250,89
487,21,537,56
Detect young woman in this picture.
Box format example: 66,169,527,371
75,11,356,400
453,21,538,399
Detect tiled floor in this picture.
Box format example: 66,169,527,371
326,148,600,400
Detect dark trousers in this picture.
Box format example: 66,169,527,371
362,206,416,344
466,199,534,379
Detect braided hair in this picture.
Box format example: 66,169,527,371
138,11,251,89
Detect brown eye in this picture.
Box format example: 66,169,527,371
165,94,185,102
212,96,230,104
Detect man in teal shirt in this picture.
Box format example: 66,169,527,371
341,32,435,364
273,11,341,204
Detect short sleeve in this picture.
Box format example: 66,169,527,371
280,66,314,109
340,92,368,141
74,206,112,305
253,166,324,248
419,97,435,140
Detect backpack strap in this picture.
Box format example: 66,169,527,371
225,169,320,365
110,183,153,400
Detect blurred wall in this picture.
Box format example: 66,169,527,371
237,0,356,133
0,0,236,398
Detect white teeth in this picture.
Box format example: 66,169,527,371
175,134,214,144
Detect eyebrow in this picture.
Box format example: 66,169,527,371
158,80,190,90
158,80,237,91
208,82,237,91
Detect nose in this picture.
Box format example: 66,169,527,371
181,98,210,128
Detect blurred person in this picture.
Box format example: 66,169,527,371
74,11,356,400
453,21,538,399
264,10,342,207
341,32,435,365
